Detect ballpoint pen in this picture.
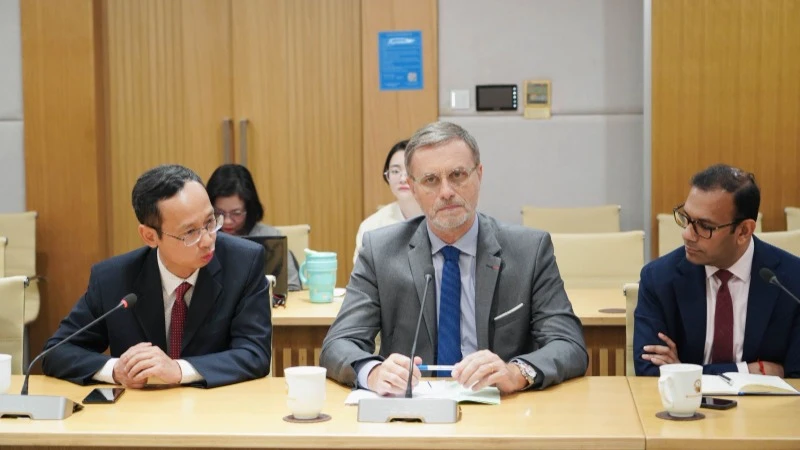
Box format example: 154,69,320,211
719,373,734,386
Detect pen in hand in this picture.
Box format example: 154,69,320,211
417,365,455,372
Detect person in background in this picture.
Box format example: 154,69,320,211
321,121,587,395
635,164,800,377
206,164,301,291
353,140,423,263
42,164,271,388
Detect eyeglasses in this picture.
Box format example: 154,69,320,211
271,294,286,308
673,205,742,239
408,164,479,193
160,215,224,247
383,167,408,181
215,209,247,220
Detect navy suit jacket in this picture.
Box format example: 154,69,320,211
634,237,800,377
41,233,272,388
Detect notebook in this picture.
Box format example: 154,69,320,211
243,235,289,297
702,373,800,396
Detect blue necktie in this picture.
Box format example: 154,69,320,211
437,245,462,376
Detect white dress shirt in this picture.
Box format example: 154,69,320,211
703,238,754,373
93,249,205,384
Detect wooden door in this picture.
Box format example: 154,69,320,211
104,0,233,254
232,0,363,285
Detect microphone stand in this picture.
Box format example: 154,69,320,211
357,275,461,423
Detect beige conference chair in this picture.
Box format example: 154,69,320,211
0,211,40,325
756,230,800,257
786,207,800,231
274,224,311,266
549,230,644,289
521,204,621,233
657,211,763,257
0,275,28,374
623,282,639,377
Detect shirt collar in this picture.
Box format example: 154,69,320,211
705,237,754,282
426,215,479,257
157,248,200,294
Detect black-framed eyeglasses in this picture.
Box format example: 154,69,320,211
673,204,742,239
160,215,224,247
408,164,479,193
271,293,286,308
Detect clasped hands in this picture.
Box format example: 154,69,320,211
112,342,182,388
642,332,784,376
366,350,527,396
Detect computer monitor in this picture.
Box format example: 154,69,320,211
242,235,288,297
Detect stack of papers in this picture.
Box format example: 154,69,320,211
345,381,501,405
702,373,800,396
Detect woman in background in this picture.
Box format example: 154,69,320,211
353,139,423,263
207,164,301,291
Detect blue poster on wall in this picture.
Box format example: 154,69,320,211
378,30,423,90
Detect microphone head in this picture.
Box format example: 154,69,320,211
121,293,138,309
425,273,432,282
759,268,777,284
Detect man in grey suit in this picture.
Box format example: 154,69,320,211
320,121,587,395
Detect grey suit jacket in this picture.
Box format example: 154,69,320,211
320,213,588,389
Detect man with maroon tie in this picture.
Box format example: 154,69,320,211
42,165,272,388
634,164,800,377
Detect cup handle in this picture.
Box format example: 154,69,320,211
658,375,675,409
298,260,308,284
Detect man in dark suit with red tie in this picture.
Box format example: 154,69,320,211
635,164,800,378
42,165,271,388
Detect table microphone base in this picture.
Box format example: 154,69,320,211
0,395,82,420
357,397,460,423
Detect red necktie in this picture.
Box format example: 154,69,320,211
711,270,734,363
169,282,191,359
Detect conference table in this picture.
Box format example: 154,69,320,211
0,375,645,449
272,289,626,377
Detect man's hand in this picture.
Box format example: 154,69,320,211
367,354,422,396
748,361,784,377
451,350,525,395
114,342,182,387
641,332,681,366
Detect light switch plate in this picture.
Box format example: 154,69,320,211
450,90,470,109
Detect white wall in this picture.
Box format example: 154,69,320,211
438,0,644,230
0,0,24,213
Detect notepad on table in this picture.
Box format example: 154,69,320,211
702,373,800,396
344,381,500,405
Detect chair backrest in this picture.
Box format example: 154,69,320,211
786,207,800,231
623,282,639,377
521,205,621,233
657,211,763,257
756,230,800,257
0,211,37,276
0,236,6,277
274,224,311,266
0,275,27,374
550,230,644,289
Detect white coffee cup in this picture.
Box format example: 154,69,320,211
658,363,703,417
285,366,327,419
0,354,11,394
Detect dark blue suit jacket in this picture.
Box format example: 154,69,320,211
634,237,800,377
41,233,272,388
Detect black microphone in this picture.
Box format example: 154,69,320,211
21,293,138,395
405,274,433,399
759,268,800,306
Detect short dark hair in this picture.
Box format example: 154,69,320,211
206,164,265,234
132,164,203,235
691,164,760,222
382,140,408,184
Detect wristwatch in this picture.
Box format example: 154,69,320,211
510,359,538,388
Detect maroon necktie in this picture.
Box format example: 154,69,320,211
169,282,192,359
711,270,734,363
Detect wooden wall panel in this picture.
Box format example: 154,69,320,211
105,0,232,254
361,0,438,213
652,0,800,256
21,0,107,365
234,0,363,285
